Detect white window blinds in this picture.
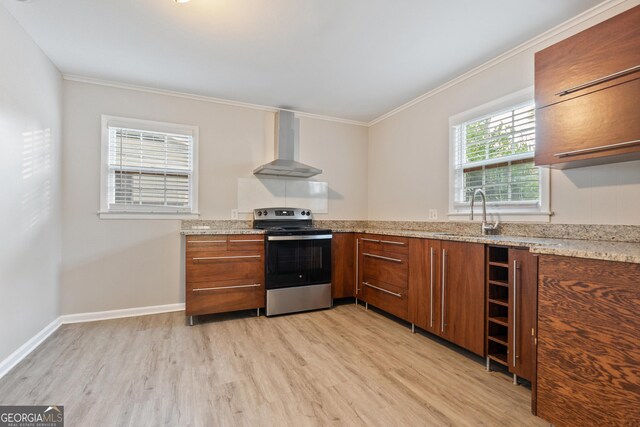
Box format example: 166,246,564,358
106,124,194,213
453,102,539,207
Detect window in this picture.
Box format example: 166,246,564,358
449,88,550,220
100,116,198,218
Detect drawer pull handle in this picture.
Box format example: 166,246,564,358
363,253,403,263
188,240,226,244
429,247,435,328
441,249,447,333
193,283,261,292
361,238,381,243
192,255,261,261
363,282,402,298
380,240,405,246
554,139,640,158
228,239,264,243
355,240,360,295
555,65,640,96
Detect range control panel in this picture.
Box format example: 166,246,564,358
253,207,313,220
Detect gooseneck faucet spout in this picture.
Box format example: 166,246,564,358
470,188,499,235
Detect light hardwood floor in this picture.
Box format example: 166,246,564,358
0,304,548,426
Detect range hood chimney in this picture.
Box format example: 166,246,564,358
253,110,322,178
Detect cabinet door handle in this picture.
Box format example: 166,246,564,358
363,253,403,263
361,238,381,243
554,64,640,96
429,247,435,329
188,240,226,244
363,282,402,298
355,240,360,295
192,255,261,261
554,139,640,158
513,259,519,367
228,239,264,243
193,283,261,292
380,240,405,246
441,249,447,333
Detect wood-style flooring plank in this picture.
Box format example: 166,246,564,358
0,304,548,426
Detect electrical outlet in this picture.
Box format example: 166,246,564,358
231,209,239,219
428,209,438,220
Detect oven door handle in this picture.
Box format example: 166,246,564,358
267,234,332,241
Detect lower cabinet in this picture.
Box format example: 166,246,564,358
185,234,265,317
486,247,538,385
440,241,485,356
536,255,640,427
406,239,486,356
410,239,441,335
509,248,537,383
357,234,410,321
331,233,355,299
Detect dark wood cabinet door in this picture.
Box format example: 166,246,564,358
410,239,441,335
534,5,640,168
508,249,537,382
354,234,365,301
535,5,640,108
537,255,640,427
442,241,485,356
535,78,640,168
331,233,355,299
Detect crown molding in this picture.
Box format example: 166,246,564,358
62,74,369,127
367,0,633,126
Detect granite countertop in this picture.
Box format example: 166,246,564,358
331,228,640,264
180,225,640,264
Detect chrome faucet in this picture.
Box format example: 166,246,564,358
470,189,499,235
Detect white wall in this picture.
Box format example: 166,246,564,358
61,81,368,314
368,1,640,224
0,6,62,361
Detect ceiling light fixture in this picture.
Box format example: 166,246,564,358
174,0,191,3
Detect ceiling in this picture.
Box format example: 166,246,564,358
2,0,603,122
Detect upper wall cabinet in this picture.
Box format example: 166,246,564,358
534,5,640,168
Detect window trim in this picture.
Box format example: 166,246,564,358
447,87,551,222
99,115,200,219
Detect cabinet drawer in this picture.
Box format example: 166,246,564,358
187,255,263,283
535,78,640,167
227,235,264,252
362,250,408,288
186,283,265,316
186,235,228,253
361,235,409,255
362,279,408,321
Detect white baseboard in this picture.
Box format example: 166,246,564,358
0,317,62,380
0,303,185,380
59,303,185,324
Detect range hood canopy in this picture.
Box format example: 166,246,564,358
253,110,322,178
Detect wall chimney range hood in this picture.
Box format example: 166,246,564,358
253,110,322,178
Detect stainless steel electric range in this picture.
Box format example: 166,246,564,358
253,207,332,316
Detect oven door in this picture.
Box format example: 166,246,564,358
265,234,332,289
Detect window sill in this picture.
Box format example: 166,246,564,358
448,210,553,223
98,212,200,220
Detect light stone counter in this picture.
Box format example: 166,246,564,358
331,228,640,264
180,220,640,264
